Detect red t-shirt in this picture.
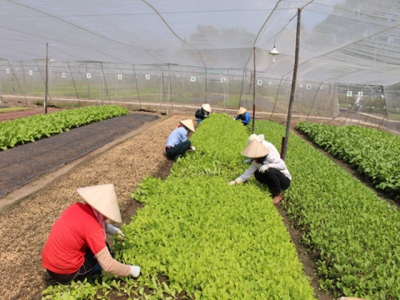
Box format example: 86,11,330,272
41,203,106,274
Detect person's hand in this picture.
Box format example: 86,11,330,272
190,146,196,151
229,180,236,185
130,265,141,278
259,165,269,173
106,224,125,237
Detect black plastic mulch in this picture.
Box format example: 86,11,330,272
0,113,159,198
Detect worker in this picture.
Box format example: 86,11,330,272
165,119,196,161
195,103,212,123
41,184,141,285
235,107,251,126
243,134,280,163
229,139,291,204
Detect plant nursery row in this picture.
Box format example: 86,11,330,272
296,121,400,199
40,112,400,299
0,105,128,150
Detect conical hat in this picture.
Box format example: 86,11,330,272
238,107,247,115
202,103,211,113
180,119,195,132
247,134,265,145
77,184,122,223
241,139,269,158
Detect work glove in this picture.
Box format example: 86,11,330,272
243,158,252,164
106,224,125,237
130,265,141,278
259,165,269,173
229,181,236,185
190,146,196,151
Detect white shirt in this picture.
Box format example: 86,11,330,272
235,150,292,183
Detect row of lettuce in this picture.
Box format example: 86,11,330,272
43,114,317,299
296,122,400,200
0,105,129,150
42,114,400,299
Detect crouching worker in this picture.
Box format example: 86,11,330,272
41,184,140,285
165,119,196,161
229,139,291,204
235,107,251,126
243,134,280,164
195,103,212,123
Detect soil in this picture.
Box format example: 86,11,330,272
0,105,336,300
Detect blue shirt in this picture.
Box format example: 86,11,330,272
235,111,251,125
165,126,188,147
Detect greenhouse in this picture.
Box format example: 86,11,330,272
1,1,400,300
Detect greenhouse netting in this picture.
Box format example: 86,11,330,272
1,0,400,133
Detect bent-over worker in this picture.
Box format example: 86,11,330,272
41,184,140,284
235,107,251,126
165,119,196,161
230,139,291,204
195,103,212,123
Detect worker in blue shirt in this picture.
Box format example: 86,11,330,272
165,119,196,161
235,107,251,126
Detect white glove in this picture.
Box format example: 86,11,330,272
130,265,141,278
190,146,196,151
243,158,252,164
259,165,269,173
229,180,236,185
106,224,125,237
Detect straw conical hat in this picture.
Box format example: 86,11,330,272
241,139,269,158
238,107,247,115
202,103,211,113
247,134,265,145
180,119,195,132
77,184,122,223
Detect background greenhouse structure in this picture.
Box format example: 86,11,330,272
1,0,400,134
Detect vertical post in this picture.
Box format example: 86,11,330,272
281,8,301,161
44,43,48,114
252,47,256,133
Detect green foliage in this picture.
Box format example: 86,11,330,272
0,105,128,150
296,122,400,199
253,120,400,299
43,114,316,299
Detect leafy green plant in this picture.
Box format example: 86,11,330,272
0,105,128,150
296,122,400,199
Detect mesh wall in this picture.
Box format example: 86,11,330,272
1,59,399,134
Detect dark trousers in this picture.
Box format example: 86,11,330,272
46,243,110,285
166,140,191,160
254,168,291,196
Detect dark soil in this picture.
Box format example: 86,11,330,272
0,106,336,300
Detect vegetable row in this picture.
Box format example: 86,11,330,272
296,122,400,199
255,120,400,299
0,105,128,150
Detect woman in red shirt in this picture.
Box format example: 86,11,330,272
42,184,140,284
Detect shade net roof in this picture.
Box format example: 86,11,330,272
1,0,399,86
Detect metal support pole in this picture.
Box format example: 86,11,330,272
44,43,48,114
252,47,256,133
281,8,301,161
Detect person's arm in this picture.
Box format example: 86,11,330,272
232,162,258,183
95,247,135,277
178,127,188,143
